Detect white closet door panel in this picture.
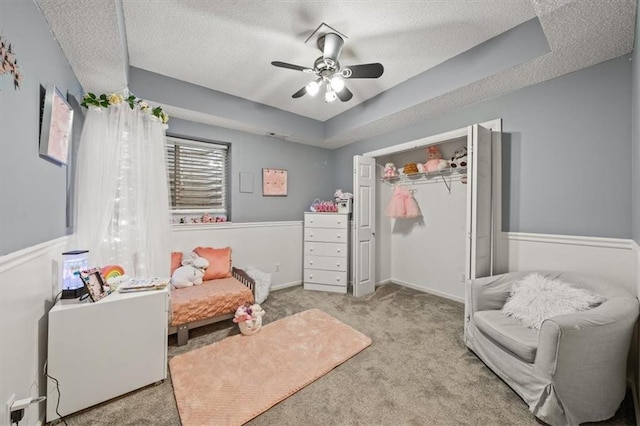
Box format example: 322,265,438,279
467,124,493,280
353,155,376,297
304,214,347,228
304,242,347,257
304,269,348,286
305,255,347,271
304,228,347,243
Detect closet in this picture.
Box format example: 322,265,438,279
352,122,500,300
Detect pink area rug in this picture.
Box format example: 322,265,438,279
169,309,372,426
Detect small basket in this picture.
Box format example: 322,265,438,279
239,317,262,336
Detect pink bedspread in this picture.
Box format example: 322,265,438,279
170,277,254,327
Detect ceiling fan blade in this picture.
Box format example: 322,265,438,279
343,63,384,79
336,86,353,102
292,86,307,98
271,61,312,72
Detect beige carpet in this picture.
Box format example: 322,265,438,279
169,309,372,425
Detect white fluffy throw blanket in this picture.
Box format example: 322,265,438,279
502,273,606,329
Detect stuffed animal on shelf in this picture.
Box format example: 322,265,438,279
383,163,398,178
450,146,468,169
171,253,209,288
423,146,449,172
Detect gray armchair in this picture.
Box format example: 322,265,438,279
465,271,638,426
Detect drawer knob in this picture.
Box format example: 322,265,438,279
310,248,314,251
337,221,341,225
309,274,313,279
336,277,341,282
337,235,341,239
336,263,341,267
310,233,314,237
337,249,341,253
309,261,314,265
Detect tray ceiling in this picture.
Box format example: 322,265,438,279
37,0,637,148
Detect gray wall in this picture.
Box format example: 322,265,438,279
0,0,83,255
633,0,640,245
167,118,335,222
333,55,633,239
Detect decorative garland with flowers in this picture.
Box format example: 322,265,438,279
81,92,169,124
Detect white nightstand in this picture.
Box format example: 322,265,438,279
46,287,169,421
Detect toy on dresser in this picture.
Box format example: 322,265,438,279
171,253,209,288
419,146,449,173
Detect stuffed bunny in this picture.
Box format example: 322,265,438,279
171,253,209,288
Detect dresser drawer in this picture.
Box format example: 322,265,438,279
304,255,347,272
304,242,346,257
304,269,347,286
304,228,347,243
304,214,348,229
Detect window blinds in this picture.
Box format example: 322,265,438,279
166,136,228,213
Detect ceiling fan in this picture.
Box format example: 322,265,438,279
271,32,384,103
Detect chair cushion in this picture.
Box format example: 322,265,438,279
474,310,539,363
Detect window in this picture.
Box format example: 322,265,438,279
166,136,229,219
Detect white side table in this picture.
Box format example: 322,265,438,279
46,287,168,421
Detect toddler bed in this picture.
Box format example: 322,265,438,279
168,248,255,346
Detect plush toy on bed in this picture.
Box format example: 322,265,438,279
422,146,449,172
171,253,210,288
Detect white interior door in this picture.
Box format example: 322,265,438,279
466,124,493,280
353,155,376,297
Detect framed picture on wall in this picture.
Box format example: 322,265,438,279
79,267,109,302
39,85,73,165
262,168,288,196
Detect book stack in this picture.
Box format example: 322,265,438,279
119,277,169,293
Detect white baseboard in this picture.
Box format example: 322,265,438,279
391,278,464,303
271,281,302,291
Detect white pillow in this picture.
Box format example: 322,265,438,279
502,273,606,329
245,266,272,304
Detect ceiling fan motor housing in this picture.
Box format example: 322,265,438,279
318,33,344,68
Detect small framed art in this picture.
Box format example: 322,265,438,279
39,85,73,165
79,267,109,302
262,168,287,196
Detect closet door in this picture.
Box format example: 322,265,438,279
466,124,493,280
353,155,376,297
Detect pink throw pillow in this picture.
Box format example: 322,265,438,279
170,252,183,275
193,246,232,280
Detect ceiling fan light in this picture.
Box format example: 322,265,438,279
330,76,345,92
306,80,320,96
325,88,337,103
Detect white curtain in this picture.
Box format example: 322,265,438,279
73,99,171,277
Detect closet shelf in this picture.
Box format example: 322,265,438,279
381,167,467,185
381,167,467,194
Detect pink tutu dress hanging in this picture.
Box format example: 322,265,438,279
385,185,421,218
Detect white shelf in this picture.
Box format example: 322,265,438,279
381,167,467,191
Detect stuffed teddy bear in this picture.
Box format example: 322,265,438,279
171,253,210,288
450,146,468,169
423,146,449,172
383,163,398,178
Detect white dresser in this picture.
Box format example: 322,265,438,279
304,212,349,293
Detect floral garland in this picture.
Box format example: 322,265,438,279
81,92,169,124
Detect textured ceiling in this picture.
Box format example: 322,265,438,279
37,0,636,149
